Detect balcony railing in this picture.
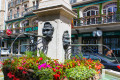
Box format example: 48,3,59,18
73,13,120,27
14,13,19,18
22,5,38,16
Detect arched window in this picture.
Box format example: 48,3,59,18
103,2,117,22
32,19,38,26
103,2,117,14
83,6,99,17
15,22,19,28
22,20,29,27
8,24,12,29
83,6,99,25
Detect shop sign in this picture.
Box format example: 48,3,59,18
103,31,120,36
25,26,38,32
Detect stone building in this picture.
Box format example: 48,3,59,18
71,0,120,57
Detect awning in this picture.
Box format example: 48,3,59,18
72,0,112,9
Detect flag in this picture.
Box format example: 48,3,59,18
6,29,12,36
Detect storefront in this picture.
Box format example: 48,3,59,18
103,31,120,57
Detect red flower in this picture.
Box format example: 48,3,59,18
6,29,12,36
39,57,43,61
57,71,61,75
89,65,91,69
53,73,60,80
22,71,27,74
53,68,56,72
19,66,23,70
7,72,14,78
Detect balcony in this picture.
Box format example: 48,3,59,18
22,5,38,16
14,13,19,18
73,13,120,27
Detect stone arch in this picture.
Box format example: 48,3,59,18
103,1,117,9
82,5,99,12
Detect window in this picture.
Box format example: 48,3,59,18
32,19,38,26
103,2,117,22
15,22,19,28
22,20,29,27
8,24,12,29
10,9,12,19
70,0,76,4
24,4,27,11
83,6,99,25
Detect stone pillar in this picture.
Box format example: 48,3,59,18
98,37,103,54
34,0,76,62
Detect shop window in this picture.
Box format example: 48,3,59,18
103,36,120,57
82,37,98,54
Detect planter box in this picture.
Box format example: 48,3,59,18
3,67,102,80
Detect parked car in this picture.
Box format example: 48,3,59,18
0,48,10,55
74,53,120,72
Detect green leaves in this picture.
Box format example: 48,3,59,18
65,66,96,80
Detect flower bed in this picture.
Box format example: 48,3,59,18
1,53,104,80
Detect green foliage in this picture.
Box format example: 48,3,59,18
36,68,53,80
65,66,96,80
25,51,33,57
25,51,37,57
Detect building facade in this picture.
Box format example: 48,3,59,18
71,0,120,57
4,0,40,54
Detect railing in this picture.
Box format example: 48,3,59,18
73,13,120,27
14,13,19,18
22,5,38,16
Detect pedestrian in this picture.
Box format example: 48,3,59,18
106,50,113,57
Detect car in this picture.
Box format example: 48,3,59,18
74,53,120,72
0,48,10,55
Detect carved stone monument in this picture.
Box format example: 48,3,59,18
34,0,76,62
